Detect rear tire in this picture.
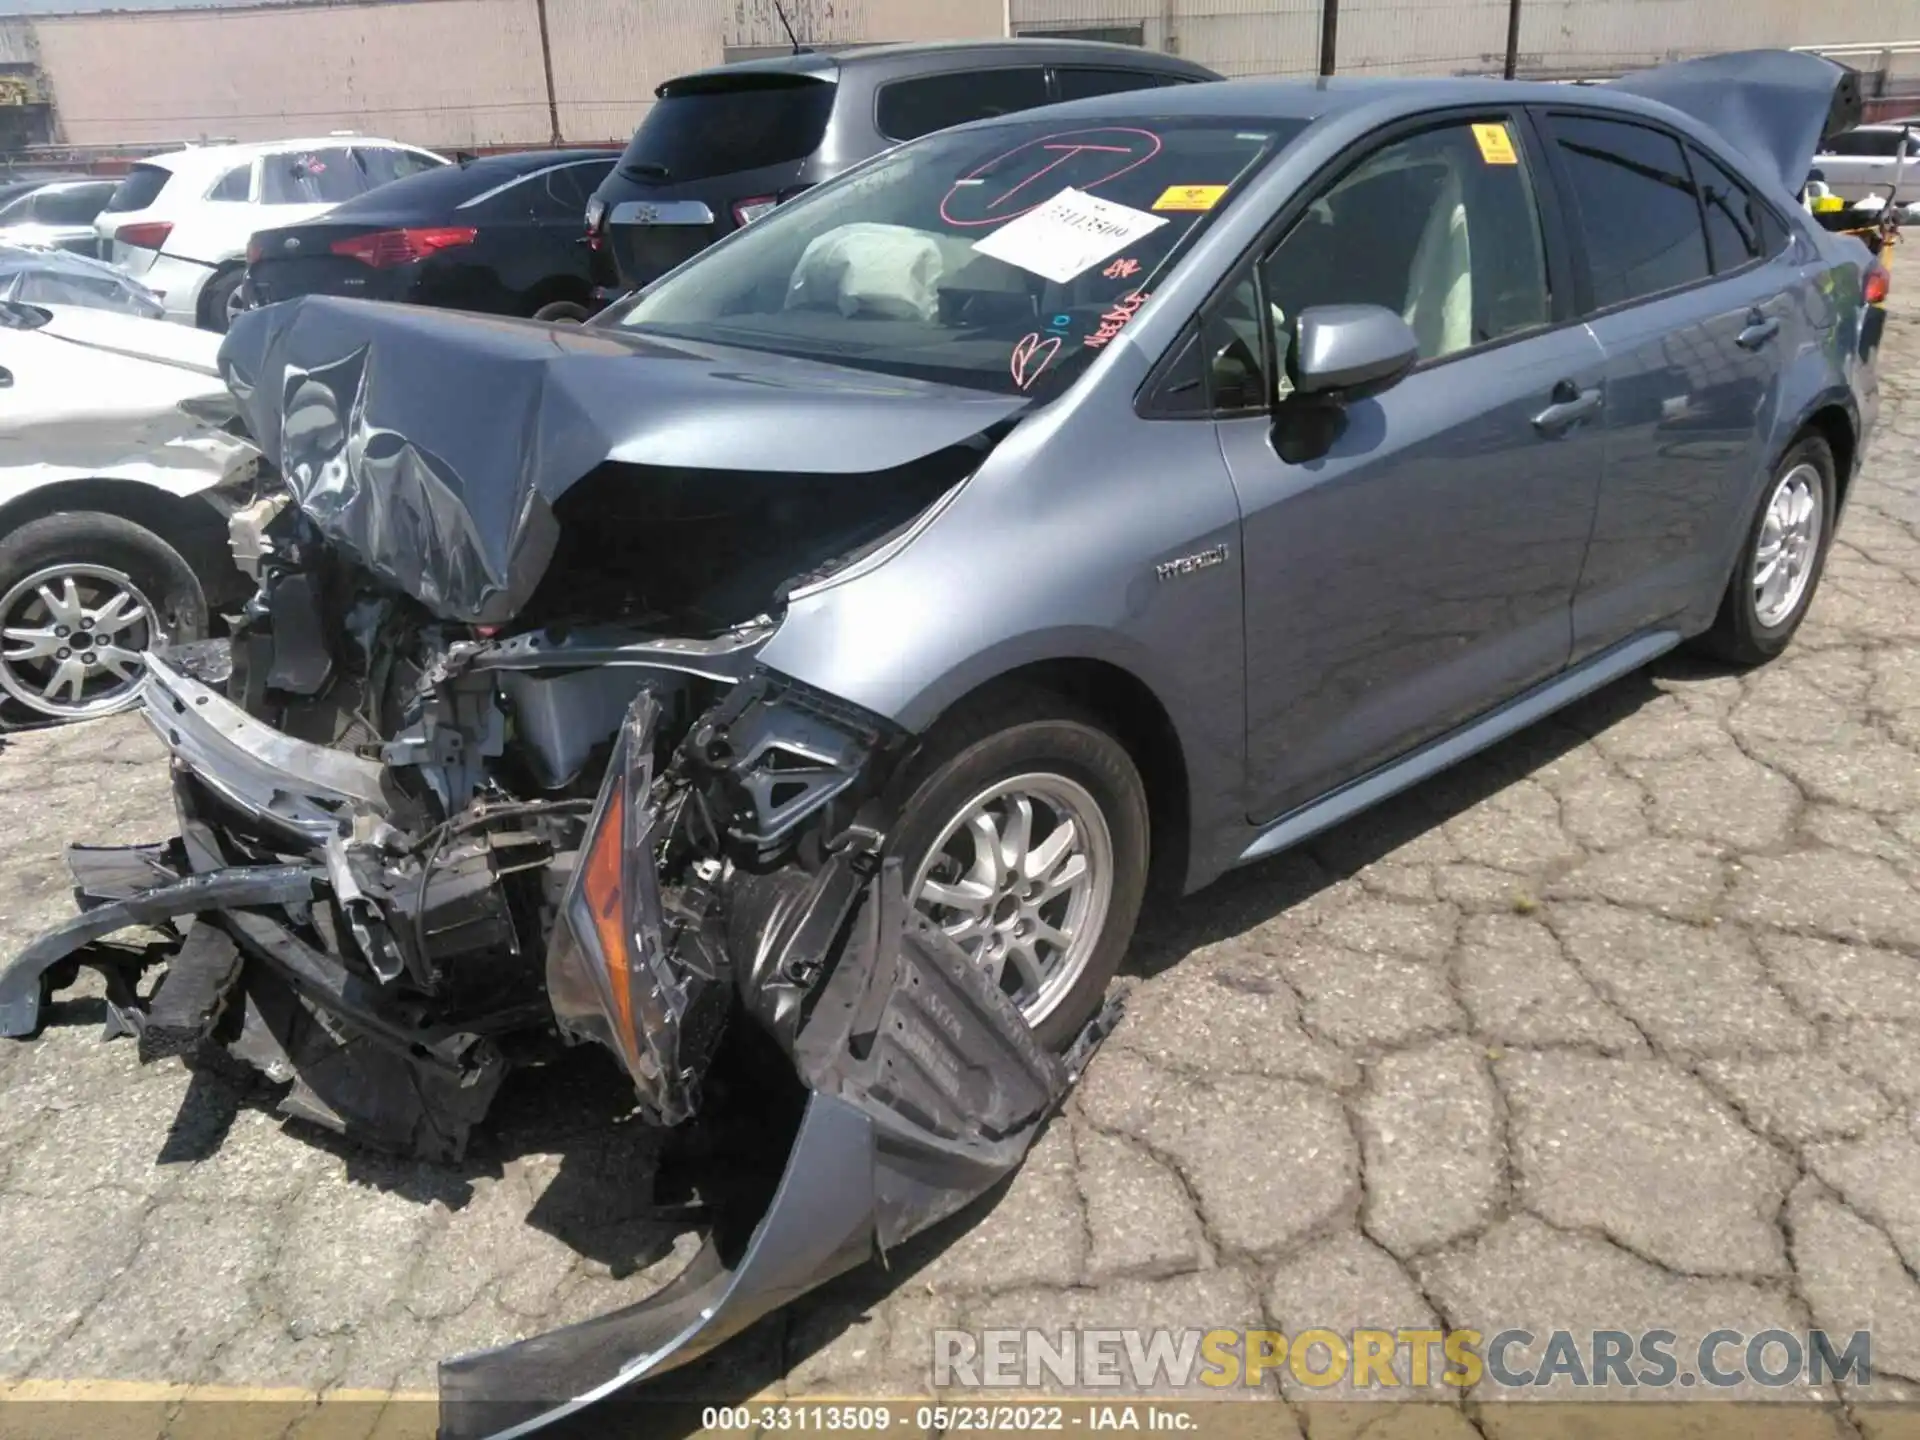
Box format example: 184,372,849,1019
532,300,590,324
888,689,1149,1051
0,513,206,722
1692,435,1836,666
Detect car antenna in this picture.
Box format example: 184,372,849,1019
773,0,809,54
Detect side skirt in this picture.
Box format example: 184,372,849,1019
1238,630,1682,866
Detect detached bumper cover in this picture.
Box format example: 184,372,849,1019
443,868,1105,1440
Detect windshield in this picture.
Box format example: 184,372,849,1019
604,116,1299,397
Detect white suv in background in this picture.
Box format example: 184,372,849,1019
1809,123,1920,201
95,137,446,331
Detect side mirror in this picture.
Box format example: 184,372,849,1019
1290,304,1421,402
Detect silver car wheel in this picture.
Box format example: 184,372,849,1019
908,772,1114,1029
0,564,159,719
1753,462,1823,629
225,279,249,326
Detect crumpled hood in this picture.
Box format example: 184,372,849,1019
218,297,1026,625
1611,49,1863,197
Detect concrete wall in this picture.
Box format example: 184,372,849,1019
21,0,1920,151
33,0,1004,149
1014,0,1918,79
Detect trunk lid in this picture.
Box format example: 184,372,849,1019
1610,49,1863,196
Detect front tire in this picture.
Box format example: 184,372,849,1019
889,690,1149,1051
1694,435,1837,666
0,513,206,722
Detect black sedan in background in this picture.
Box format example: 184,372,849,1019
244,148,617,321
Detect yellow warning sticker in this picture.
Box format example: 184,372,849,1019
1152,183,1229,212
1472,123,1519,165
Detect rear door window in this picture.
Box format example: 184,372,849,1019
621,76,834,182
1688,144,1776,272
1546,114,1711,311
876,67,1051,142
105,164,171,213
261,148,369,204
1053,66,1183,103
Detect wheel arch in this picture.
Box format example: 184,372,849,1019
1795,398,1858,511
0,479,241,606
900,654,1195,899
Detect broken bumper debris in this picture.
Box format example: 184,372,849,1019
3,642,1109,1430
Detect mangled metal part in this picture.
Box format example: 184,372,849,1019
442,860,1108,1440
142,650,396,840
0,860,318,1037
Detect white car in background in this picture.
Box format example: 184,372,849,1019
95,137,446,332
0,300,258,721
1809,122,1920,201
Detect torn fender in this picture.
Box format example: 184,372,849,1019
440,868,1103,1439
1611,49,1862,197
218,297,1026,626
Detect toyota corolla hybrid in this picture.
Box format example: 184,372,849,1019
7,49,1880,1438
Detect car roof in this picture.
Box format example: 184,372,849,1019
925,72,1739,136
444,147,619,176
662,37,1218,89
137,137,437,175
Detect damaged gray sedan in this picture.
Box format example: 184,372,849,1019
3,49,1883,1435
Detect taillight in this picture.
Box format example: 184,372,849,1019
732,196,777,227
329,225,476,268
115,221,173,251
245,236,264,265
1866,260,1891,305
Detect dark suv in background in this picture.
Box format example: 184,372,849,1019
587,38,1219,292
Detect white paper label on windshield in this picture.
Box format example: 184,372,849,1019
969,188,1168,284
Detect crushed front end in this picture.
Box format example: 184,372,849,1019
1,296,1102,1435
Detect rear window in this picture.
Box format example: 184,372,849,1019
1054,67,1181,103
620,75,835,183
106,164,171,214
33,183,113,226
876,67,1051,142
1823,129,1904,158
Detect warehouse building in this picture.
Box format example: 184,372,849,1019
2,0,1917,155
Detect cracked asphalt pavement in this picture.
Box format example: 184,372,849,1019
3,297,1920,1438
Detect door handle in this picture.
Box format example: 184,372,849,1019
1737,315,1781,349
1532,381,1601,435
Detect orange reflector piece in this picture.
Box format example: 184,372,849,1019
1866,261,1892,305
580,787,637,1059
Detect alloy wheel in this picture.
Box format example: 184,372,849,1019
907,772,1114,1029
1753,462,1824,629
0,564,161,719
